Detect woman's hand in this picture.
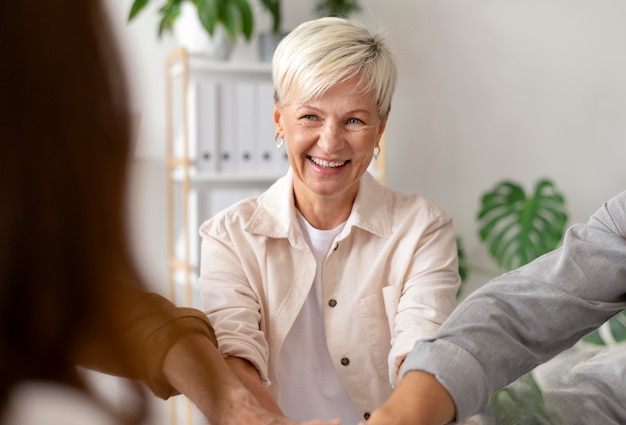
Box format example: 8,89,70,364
216,385,340,425
163,332,339,425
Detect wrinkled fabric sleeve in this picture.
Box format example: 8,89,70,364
197,218,271,385
387,212,460,383
402,190,626,422
541,346,626,424
79,289,217,399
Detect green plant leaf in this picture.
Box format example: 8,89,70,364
128,0,150,21
477,179,568,271
582,328,606,345
259,0,281,33
222,0,254,40
456,237,468,299
196,0,219,36
490,373,561,424
157,0,182,37
195,0,253,41
609,313,626,341
583,310,626,345
130,0,254,42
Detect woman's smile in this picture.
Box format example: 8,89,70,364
308,156,349,169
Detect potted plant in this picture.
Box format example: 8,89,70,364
128,0,281,59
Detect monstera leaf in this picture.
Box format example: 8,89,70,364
477,179,568,271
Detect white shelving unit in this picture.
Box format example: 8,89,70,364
165,48,287,425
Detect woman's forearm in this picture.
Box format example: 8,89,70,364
225,356,284,415
162,333,279,425
163,334,344,425
364,370,456,425
162,333,246,422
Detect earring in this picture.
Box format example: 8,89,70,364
373,146,380,160
275,134,284,150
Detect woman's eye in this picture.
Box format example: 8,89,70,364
348,118,364,125
300,114,323,128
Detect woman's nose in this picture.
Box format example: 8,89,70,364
317,121,345,153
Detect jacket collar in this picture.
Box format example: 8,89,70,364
245,169,392,246
348,171,392,239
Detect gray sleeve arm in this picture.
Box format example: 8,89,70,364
402,190,626,422
541,346,626,424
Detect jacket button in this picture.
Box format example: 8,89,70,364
328,299,337,307
363,412,371,420
340,357,350,366
333,243,338,251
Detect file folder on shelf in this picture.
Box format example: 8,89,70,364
235,81,258,172
192,78,219,172
218,81,239,173
257,81,279,173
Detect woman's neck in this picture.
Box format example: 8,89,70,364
293,189,355,230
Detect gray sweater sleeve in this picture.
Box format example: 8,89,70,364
402,190,626,422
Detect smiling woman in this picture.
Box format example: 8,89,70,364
197,16,462,425
276,75,385,227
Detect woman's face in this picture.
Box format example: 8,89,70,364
274,76,387,205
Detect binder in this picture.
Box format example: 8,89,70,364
256,81,278,173
194,77,219,172
218,81,238,174
235,81,258,172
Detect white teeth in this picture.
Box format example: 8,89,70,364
310,157,346,168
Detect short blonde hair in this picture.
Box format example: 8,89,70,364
272,17,397,119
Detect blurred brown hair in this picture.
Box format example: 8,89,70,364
0,0,146,421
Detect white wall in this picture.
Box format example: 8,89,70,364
110,0,626,295
356,0,626,291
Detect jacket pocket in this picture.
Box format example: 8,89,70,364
358,290,393,382
382,284,402,338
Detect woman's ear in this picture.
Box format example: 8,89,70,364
273,100,283,136
377,114,389,142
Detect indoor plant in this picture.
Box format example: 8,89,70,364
128,0,282,59
128,0,255,42
456,178,568,298
476,178,568,271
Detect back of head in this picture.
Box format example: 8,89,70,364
0,0,143,418
272,17,397,119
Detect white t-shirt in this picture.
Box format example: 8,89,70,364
276,212,361,424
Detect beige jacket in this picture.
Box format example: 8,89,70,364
198,170,460,416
